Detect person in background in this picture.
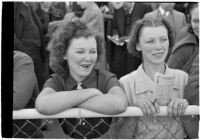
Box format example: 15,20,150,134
175,2,198,42
14,2,49,91
48,2,67,21
181,54,199,139
108,2,152,78
76,2,107,70
77,2,104,37
167,3,199,74
174,2,189,14
35,2,51,37
144,3,187,61
35,20,127,139
13,51,43,138
115,17,188,139
70,2,84,18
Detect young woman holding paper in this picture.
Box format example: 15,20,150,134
115,17,189,139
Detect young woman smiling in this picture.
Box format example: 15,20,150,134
35,20,127,139
115,17,189,139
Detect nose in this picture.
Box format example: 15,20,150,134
84,52,92,61
154,40,162,50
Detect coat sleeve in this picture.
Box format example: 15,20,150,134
14,33,26,52
167,45,193,70
13,52,37,110
184,54,199,105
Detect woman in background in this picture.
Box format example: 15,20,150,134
167,3,199,74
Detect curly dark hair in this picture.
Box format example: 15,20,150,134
127,16,174,58
187,3,198,34
48,20,105,78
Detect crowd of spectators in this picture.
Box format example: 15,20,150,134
13,2,199,139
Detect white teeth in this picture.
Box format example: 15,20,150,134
81,64,90,69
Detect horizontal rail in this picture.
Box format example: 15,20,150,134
13,105,199,120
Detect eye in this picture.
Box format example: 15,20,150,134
146,40,154,43
90,49,97,54
76,50,84,54
192,19,199,24
160,38,168,43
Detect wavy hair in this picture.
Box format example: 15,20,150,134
48,20,105,78
127,16,174,58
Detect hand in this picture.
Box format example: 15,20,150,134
112,34,119,40
135,93,160,116
167,98,188,117
118,37,125,44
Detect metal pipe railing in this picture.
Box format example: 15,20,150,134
13,105,199,120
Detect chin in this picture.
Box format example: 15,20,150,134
81,70,92,77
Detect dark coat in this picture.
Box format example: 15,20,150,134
167,32,199,74
14,2,49,90
113,3,152,36
181,54,199,139
14,2,47,62
109,3,152,78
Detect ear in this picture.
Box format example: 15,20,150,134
136,43,141,51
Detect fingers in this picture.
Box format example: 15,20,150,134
142,100,157,116
179,99,188,116
177,103,183,116
167,99,174,117
141,104,148,116
153,99,160,114
147,96,158,116
168,99,189,117
172,99,179,116
139,101,151,116
145,104,151,116
182,99,188,113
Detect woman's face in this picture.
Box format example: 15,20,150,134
63,37,97,82
191,7,199,38
136,26,169,65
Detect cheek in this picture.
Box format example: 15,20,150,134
191,22,198,29
164,42,169,49
67,53,80,64
92,54,98,61
141,46,152,57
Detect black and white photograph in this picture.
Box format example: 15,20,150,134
1,1,199,139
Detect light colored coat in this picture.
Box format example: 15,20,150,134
113,64,188,139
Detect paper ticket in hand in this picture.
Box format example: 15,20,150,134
154,73,175,106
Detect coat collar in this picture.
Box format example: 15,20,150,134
134,64,179,95
66,69,97,90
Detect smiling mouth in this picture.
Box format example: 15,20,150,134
153,52,164,57
80,64,91,69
